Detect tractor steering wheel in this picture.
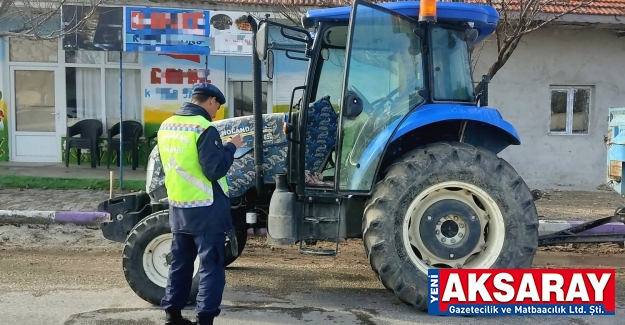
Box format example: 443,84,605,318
344,85,401,167
347,85,398,117
348,85,402,125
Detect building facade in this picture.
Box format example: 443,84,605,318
472,12,625,190
1,0,625,192
0,2,309,166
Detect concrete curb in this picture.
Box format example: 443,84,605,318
0,210,109,226
0,210,624,238
0,210,267,234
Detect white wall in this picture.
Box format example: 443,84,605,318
472,25,625,191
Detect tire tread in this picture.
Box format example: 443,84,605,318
362,141,539,312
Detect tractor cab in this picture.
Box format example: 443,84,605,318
253,0,499,255
259,0,493,192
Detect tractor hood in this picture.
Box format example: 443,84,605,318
210,113,286,145
146,112,290,202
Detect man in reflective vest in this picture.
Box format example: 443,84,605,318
158,82,242,325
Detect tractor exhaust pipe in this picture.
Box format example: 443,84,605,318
249,15,265,196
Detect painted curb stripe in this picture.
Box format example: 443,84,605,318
569,221,625,235
1,211,625,237
54,211,110,226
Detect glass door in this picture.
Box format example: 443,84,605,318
10,66,62,162
336,0,425,192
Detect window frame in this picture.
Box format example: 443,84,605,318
227,80,273,118
5,37,144,136
64,50,143,131
429,24,476,104
548,86,592,136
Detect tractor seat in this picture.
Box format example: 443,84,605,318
304,95,338,185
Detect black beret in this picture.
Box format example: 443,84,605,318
192,82,226,105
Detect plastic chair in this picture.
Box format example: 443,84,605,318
65,119,103,168
106,121,143,170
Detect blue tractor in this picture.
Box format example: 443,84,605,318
256,0,538,310
97,0,539,312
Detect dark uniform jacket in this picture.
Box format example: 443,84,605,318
167,102,236,236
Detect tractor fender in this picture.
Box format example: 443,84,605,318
391,104,521,145
345,104,521,191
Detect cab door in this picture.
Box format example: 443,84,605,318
335,0,425,193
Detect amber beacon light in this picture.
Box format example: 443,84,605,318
419,0,437,22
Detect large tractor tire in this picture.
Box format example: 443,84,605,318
362,141,538,311
122,211,248,306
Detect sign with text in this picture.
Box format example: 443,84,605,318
125,7,211,54
207,11,253,56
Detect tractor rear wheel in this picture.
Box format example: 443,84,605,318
122,211,248,306
362,141,538,311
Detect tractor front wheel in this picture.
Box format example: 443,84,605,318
362,142,538,311
121,211,248,306
122,211,200,306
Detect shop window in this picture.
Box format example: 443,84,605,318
9,38,58,63
65,67,141,129
65,67,102,123
104,68,142,129
64,51,139,65
549,86,591,135
232,81,268,117
65,50,103,64
106,52,139,64
65,49,142,130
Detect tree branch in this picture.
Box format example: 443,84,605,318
256,0,597,96
0,0,110,40
470,0,596,91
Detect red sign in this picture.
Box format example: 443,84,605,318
131,11,205,30
150,68,210,85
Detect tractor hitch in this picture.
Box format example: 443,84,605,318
538,207,625,247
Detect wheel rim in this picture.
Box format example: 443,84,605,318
143,234,200,288
402,181,506,274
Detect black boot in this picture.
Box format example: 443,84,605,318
165,309,196,325
196,314,214,325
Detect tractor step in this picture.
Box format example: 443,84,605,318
298,192,343,256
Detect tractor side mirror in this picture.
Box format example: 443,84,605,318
254,18,269,61
464,28,480,48
265,50,274,79
343,91,363,119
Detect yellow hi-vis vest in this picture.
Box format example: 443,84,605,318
157,114,229,208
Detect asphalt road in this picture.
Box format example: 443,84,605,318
0,224,624,325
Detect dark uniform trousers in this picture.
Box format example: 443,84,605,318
161,232,226,317
157,100,236,321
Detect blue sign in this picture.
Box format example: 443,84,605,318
125,7,211,55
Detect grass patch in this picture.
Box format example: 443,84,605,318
0,175,146,191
